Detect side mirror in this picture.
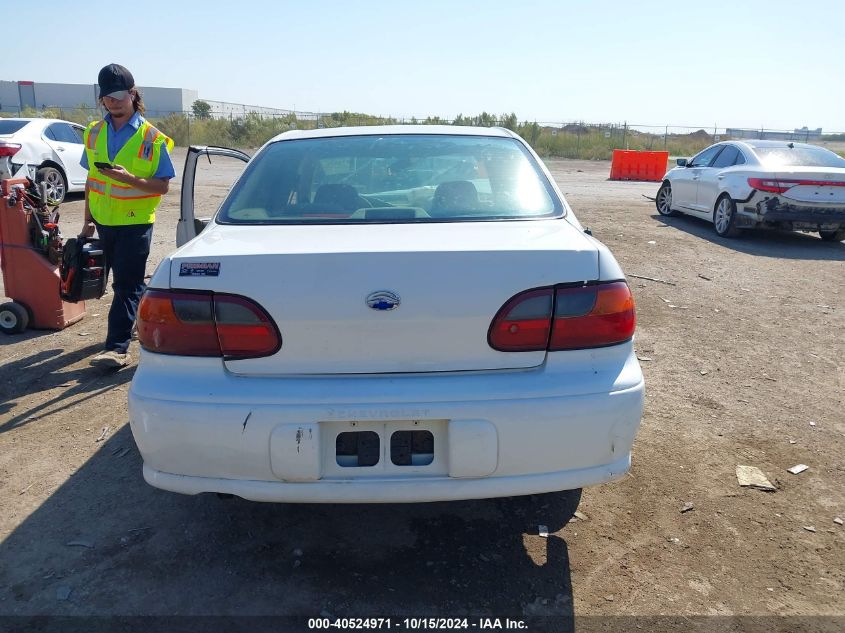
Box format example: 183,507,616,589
676,158,688,167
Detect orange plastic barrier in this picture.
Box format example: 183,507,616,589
609,150,669,182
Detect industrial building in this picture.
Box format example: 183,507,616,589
0,79,300,119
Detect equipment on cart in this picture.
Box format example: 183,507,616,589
60,237,106,303
0,176,104,334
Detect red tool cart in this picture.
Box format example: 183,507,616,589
0,177,99,334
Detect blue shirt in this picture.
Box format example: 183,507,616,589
80,112,176,179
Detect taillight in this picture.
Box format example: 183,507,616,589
748,178,801,193
749,177,845,193
138,291,218,356
488,288,553,351
488,282,635,352
137,290,280,359
215,295,280,358
0,142,21,158
549,282,635,350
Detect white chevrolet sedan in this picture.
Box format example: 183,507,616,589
129,126,644,504
656,140,845,240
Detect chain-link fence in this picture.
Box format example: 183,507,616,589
4,104,843,160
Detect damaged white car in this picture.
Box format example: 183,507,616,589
129,126,644,504
656,140,845,241
0,118,88,203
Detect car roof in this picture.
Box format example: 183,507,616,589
738,139,823,150
0,117,80,126
269,125,518,144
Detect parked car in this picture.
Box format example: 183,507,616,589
129,126,644,504
655,140,845,241
0,118,88,203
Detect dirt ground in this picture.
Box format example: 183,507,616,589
1,149,843,631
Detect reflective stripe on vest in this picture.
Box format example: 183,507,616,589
138,124,160,160
86,177,106,195
86,121,104,150
109,182,162,200
86,176,157,200
83,119,172,226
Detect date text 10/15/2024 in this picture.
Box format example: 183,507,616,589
308,617,529,630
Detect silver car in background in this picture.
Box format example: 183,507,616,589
656,140,845,241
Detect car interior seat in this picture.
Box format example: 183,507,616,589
313,184,364,211
429,180,479,217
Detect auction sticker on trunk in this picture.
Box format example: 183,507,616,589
179,262,220,277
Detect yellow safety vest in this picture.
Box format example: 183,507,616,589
83,118,174,226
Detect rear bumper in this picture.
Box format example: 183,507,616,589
128,343,644,503
760,203,845,224
142,454,633,503
740,198,845,228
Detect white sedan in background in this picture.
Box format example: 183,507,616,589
0,118,88,203
656,140,845,241
129,125,644,505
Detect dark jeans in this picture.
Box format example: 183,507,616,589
95,222,153,354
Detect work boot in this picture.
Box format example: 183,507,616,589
91,350,130,369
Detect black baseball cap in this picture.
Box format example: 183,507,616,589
98,63,135,99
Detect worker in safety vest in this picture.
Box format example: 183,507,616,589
80,63,175,369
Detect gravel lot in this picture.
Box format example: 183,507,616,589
1,149,843,630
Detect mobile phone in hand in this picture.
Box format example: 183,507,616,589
94,161,115,170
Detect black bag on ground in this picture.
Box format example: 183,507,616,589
60,237,107,303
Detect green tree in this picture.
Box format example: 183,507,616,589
191,100,212,120
152,113,190,146
519,121,541,146
501,112,518,131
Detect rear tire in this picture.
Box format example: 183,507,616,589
36,165,67,204
655,182,677,216
713,194,742,238
0,301,29,334
819,229,845,242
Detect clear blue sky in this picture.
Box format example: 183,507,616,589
8,0,845,131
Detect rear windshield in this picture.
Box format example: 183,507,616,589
0,120,29,135
217,134,561,224
752,146,845,168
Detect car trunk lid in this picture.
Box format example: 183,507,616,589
775,167,845,204
169,219,599,375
